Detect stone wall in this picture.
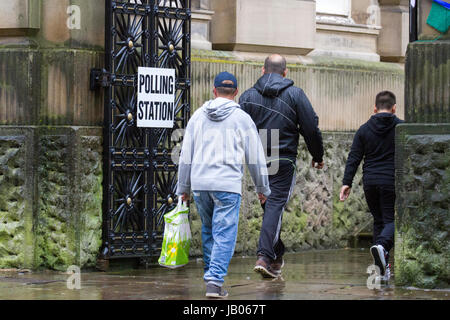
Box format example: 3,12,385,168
0,126,371,270
395,40,450,289
0,48,406,270
395,126,450,289
0,0,105,271
405,42,450,123
189,133,371,257
0,128,36,268
0,127,103,271
191,50,405,132
0,0,406,270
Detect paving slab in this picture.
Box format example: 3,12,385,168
0,249,448,300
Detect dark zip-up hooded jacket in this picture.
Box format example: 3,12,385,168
343,113,404,187
239,73,324,163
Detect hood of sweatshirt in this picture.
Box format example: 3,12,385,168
254,73,294,98
367,113,402,136
202,97,239,121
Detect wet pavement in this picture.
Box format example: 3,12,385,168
0,249,448,300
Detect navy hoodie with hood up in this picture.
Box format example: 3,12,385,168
239,73,324,163
343,113,404,187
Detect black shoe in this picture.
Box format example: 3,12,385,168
254,255,278,278
205,282,228,299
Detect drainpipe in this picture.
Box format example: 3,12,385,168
409,0,418,42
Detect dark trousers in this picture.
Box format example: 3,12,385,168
257,160,295,260
363,185,396,256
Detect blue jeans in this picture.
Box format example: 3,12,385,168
193,191,241,287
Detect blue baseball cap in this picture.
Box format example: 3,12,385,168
214,71,238,89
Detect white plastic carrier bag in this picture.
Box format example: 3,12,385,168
158,198,191,268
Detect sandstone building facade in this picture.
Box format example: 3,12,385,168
0,0,434,275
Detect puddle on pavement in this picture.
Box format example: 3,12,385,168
0,249,448,300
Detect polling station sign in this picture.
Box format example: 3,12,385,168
137,67,176,128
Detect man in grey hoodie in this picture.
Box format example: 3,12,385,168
176,72,271,298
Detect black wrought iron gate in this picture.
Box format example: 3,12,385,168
96,0,191,261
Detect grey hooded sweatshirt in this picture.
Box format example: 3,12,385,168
176,97,271,197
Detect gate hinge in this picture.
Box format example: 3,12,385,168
90,68,112,90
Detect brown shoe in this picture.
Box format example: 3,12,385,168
254,255,278,278
271,256,284,275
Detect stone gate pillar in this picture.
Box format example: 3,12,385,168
210,0,316,55
191,0,214,50
394,0,449,288
0,0,105,270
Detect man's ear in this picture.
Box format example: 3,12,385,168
283,69,288,78
213,88,218,98
261,67,266,76
232,89,239,99
374,105,378,114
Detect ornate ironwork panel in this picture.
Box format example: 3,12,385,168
102,0,191,259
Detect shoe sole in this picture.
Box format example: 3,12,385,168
206,292,228,299
254,265,278,278
370,246,386,276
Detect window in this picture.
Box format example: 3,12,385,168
316,0,351,17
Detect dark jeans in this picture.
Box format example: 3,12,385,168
257,159,295,260
364,184,396,257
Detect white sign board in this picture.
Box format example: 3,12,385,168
137,67,176,128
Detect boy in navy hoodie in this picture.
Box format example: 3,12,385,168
340,91,403,281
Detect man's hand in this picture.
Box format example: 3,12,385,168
258,193,267,205
339,185,351,201
312,160,324,170
181,193,190,202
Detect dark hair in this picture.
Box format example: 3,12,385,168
264,54,287,75
216,87,237,96
375,91,396,110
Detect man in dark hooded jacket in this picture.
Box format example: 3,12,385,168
340,90,403,283
239,54,324,278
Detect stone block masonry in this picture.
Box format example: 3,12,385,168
0,127,37,268
0,126,103,271
189,133,371,257
395,124,450,288
395,40,450,289
0,127,370,270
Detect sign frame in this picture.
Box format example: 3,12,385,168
137,67,176,128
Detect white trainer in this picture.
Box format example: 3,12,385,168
370,244,387,276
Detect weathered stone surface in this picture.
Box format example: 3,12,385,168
0,48,104,126
39,50,104,126
210,0,316,55
39,0,105,50
377,2,409,62
189,133,370,257
191,50,405,132
0,50,40,125
0,128,36,269
0,126,102,271
35,130,75,269
0,0,40,35
36,127,103,271
395,124,450,288
405,42,450,124
1,127,372,269
77,135,103,267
